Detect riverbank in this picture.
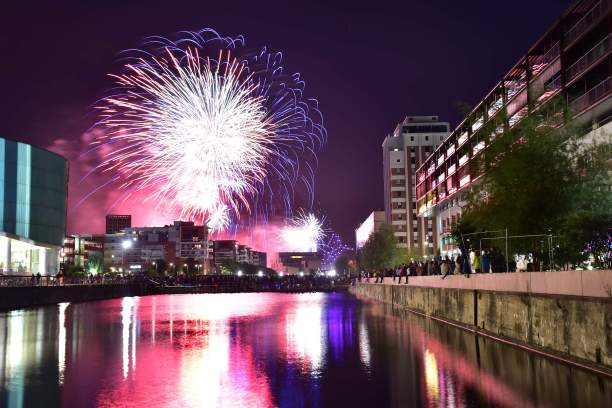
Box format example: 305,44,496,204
349,269,612,374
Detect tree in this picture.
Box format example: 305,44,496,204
154,258,167,275
334,253,350,275
359,223,398,271
87,252,104,275
453,104,611,268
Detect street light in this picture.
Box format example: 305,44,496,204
237,270,243,277
257,270,263,277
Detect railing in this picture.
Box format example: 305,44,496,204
0,275,138,287
531,42,561,76
566,34,611,82
569,76,612,114
565,0,605,47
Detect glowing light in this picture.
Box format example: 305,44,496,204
280,212,323,252
122,240,132,249
299,271,304,277
326,269,336,277
257,270,263,277
424,349,440,405
95,29,325,231
58,302,69,385
279,272,284,277
236,270,243,277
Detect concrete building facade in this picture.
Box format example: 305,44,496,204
382,116,450,255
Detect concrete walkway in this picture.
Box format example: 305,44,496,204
362,269,612,298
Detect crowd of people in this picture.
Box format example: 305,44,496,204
357,248,513,283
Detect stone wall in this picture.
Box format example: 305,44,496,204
349,282,612,369
0,284,148,311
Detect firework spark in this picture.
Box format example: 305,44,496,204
95,29,325,232
280,212,324,252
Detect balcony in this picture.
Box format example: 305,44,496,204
457,132,468,146
570,76,612,115
566,34,611,83
565,1,606,48
530,42,561,77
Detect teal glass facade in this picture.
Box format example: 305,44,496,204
0,137,68,247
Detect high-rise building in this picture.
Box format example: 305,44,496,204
0,136,68,275
105,214,131,234
416,0,612,256
382,116,450,255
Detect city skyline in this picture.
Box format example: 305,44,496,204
1,0,572,245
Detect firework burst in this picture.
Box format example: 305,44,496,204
94,29,325,232
280,212,324,252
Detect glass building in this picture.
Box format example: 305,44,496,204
0,137,68,275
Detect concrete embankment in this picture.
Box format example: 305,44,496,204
0,284,149,311
349,270,612,371
0,281,348,311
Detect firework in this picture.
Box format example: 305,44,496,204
280,212,324,252
95,29,325,231
320,233,351,269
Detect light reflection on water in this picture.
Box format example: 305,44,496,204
0,292,610,408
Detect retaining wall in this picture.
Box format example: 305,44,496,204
350,271,612,369
0,284,148,311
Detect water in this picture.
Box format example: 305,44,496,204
0,292,610,408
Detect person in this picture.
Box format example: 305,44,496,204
401,264,408,283
473,251,481,273
441,260,450,279
509,258,517,272
455,254,462,275
393,266,400,282
447,255,455,274
459,242,471,278
481,250,491,273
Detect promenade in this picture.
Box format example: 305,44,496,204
360,269,612,298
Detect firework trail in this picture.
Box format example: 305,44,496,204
94,29,325,232
320,233,351,269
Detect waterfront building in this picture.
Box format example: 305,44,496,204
277,252,322,275
416,0,612,256
355,210,386,250
0,136,68,275
60,234,104,271
382,116,450,255
105,214,131,234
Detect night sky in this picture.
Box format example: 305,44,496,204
1,0,571,245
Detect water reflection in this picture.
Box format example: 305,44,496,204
0,293,610,407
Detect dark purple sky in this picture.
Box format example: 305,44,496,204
1,0,571,245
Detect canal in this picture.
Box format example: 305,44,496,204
0,292,610,407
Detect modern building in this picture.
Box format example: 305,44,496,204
104,221,209,273
415,0,612,256
382,116,450,254
355,210,386,250
211,240,238,269
105,214,131,234
277,252,322,275
251,251,267,268
60,234,104,272
0,137,68,275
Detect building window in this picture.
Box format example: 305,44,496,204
425,136,429,141
410,136,414,141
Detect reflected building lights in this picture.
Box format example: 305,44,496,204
7,311,25,408
358,317,371,371
121,297,137,379
424,349,440,406
57,302,69,385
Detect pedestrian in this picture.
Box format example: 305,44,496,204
482,250,491,273
473,251,481,273
447,256,455,274
441,260,450,279
455,254,462,275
